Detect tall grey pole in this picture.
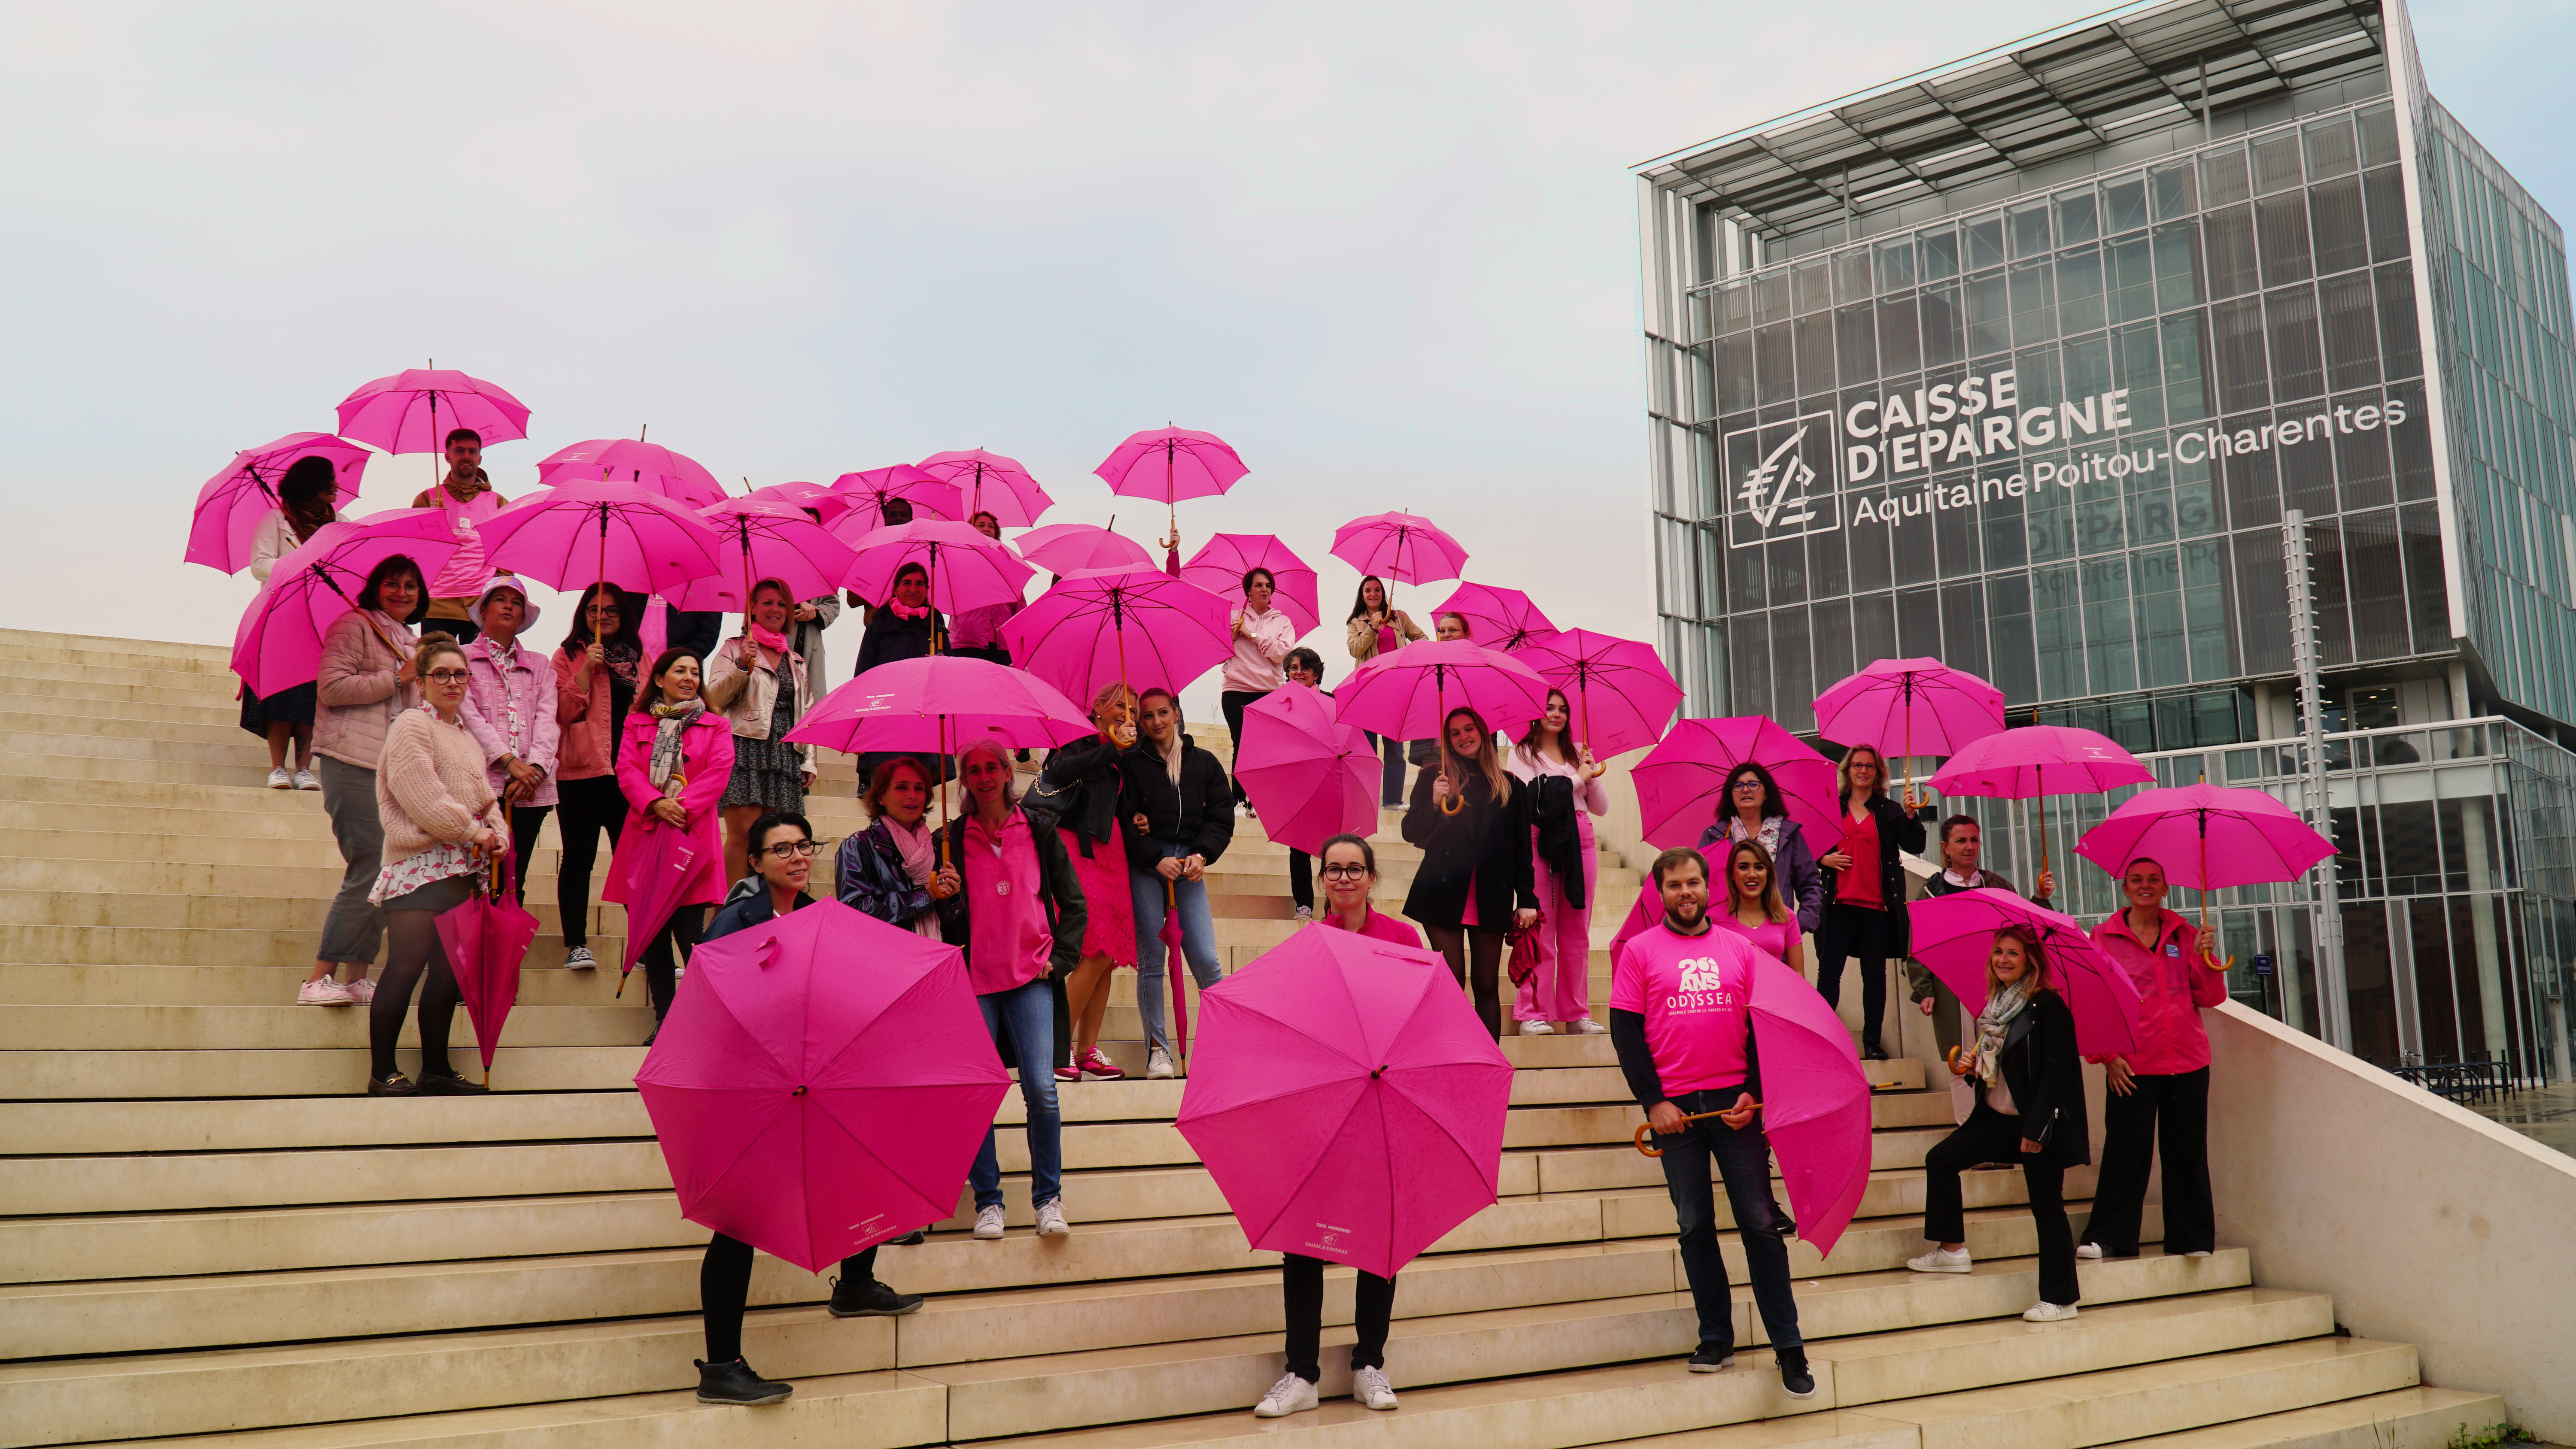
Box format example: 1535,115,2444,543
2284,510,2352,1049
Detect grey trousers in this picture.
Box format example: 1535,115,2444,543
316,755,386,965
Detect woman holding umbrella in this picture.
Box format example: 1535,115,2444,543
705,579,817,887
609,649,734,1033
1344,576,1424,808
298,554,426,1007
836,758,942,937
849,561,949,788
1117,687,1234,1080
1033,683,1139,1081
1219,567,1296,815
551,584,644,970
458,577,559,905
242,454,340,791
1814,745,1927,1061
1509,688,1605,1036
1905,817,2056,1066
2079,858,2227,1263
1402,706,1539,1041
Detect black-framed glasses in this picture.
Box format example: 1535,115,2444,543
759,839,824,859
425,668,471,685
1319,864,1370,880
1731,779,1764,793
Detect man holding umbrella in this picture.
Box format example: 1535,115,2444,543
1609,847,1816,1400
409,430,508,643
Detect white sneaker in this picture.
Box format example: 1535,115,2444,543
1253,1373,1318,1418
1519,1020,1555,1035
1908,1247,1973,1273
2075,1243,2104,1261
1294,906,1313,926
267,767,295,790
342,976,374,1006
563,945,598,970
297,977,354,1006
972,1205,1006,1240
2184,1249,2213,1258
1353,1365,1397,1410
292,769,321,791
1566,1017,1607,1035
2023,1301,2079,1322
1034,1200,1070,1237
1146,1046,1176,1079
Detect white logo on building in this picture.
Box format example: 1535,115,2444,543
1725,412,1839,548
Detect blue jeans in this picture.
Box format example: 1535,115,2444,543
1655,1087,1803,1355
1131,851,1223,1054
1363,731,1407,808
968,978,1061,1211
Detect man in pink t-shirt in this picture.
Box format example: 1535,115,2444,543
1609,847,1813,1400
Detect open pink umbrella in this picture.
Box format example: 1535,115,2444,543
1632,717,1841,849
919,449,1051,528
1001,567,1234,706
1908,888,2146,1059
1931,725,2152,887
1334,640,1552,750
671,497,860,613
186,433,375,574
1516,629,1683,760
832,464,963,525
1740,951,1874,1257
1814,658,2006,785
840,519,1033,626
334,368,531,486
437,854,539,1082
1235,684,1377,855
1176,926,1512,1280
1331,512,1469,593
1095,426,1248,572
229,509,466,696
746,480,849,523
475,480,725,603
788,655,1094,756
1017,522,1155,576
1428,583,1555,651
1183,534,1321,637
2073,782,2335,938
536,437,727,506
636,897,1009,1273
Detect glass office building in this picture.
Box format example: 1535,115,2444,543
1636,0,2576,1079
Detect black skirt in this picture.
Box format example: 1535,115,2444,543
238,680,318,734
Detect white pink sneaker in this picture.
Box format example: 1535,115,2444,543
297,978,353,1006
342,976,375,1006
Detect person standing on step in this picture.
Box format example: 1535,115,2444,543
1610,846,1816,1399
551,584,644,970
848,560,949,789
242,453,340,791
1036,682,1139,1081
947,510,1023,668
1909,923,2087,1321
1220,566,1296,817
1401,706,1538,1041
705,579,816,889
1278,649,1330,924
1814,744,1926,1061
1118,686,1233,1079
1713,838,1804,975
458,577,559,905
2079,857,2226,1264
1344,576,1424,809
362,633,506,1097
408,430,506,644
701,809,926,1330
1608,761,1822,964
937,741,1082,1240
299,554,425,1007
608,649,732,1037
1255,828,1416,1419
1510,688,1606,1037
1905,815,2055,1067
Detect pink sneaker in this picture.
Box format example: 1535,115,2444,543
342,976,375,1006
1079,1049,1125,1080
1053,1064,1081,1082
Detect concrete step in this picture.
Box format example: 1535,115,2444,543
2112,1386,2511,1449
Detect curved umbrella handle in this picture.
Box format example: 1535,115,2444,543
1633,1104,1760,1157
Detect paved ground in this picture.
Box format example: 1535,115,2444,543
2466,1081,2576,1158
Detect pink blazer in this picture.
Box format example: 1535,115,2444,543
604,709,735,912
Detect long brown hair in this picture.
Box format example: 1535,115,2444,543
1516,688,1583,768
1441,706,1512,804
1722,839,1794,925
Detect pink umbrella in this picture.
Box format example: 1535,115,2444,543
606,823,702,987
1094,426,1248,571
536,438,727,507
918,449,1051,528
437,855,539,1082
1176,926,1513,1280
636,897,1009,1273
229,509,466,696
1018,522,1156,576
2072,782,2335,937
840,519,1034,622
1931,725,2153,887
1813,658,2007,785
1428,583,1555,651
1183,533,1321,637
831,464,964,525
1330,512,1469,593
1334,640,1552,750
1907,888,2146,1059
475,480,725,603
1740,951,1874,1257
787,655,1094,757
1234,684,1378,855
746,480,848,523
1632,717,1841,849
1001,567,1234,706
334,367,532,484
671,498,860,613
1516,628,1683,760
185,433,375,574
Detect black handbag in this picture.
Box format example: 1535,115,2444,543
1019,763,1081,833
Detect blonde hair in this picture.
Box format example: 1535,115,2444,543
1088,681,1137,740
1838,743,1889,804
413,632,468,676
1988,924,2053,995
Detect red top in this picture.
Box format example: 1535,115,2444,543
1835,809,1883,908
1322,907,1425,949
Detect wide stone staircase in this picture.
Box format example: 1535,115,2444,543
0,627,2510,1447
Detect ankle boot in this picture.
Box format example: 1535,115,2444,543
696,1357,792,1405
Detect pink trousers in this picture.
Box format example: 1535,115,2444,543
1514,812,1596,1022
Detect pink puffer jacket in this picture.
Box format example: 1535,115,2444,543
312,611,418,771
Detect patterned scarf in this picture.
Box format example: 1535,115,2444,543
647,698,705,799
1963,975,2036,1088
880,815,942,940
1725,813,1786,857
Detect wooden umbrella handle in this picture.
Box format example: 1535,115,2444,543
1634,1104,1761,1156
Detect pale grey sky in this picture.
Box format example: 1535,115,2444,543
4,1,2563,702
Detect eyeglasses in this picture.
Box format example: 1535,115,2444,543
1731,780,1764,793
425,669,471,685
759,839,822,859
1319,864,1370,880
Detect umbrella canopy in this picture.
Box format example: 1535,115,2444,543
787,655,1094,757
745,480,850,524
1907,888,2146,1058
671,498,860,613
1001,567,1234,705
334,368,531,455
1334,639,1553,743
1427,583,1555,651
474,480,725,600
2072,782,2335,891
536,439,727,506
831,464,963,526
1093,427,1248,507
840,519,1033,616
1183,534,1321,637
636,897,1009,1273
1930,726,2152,799
1742,950,1875,1257
1812,657,2006,761
437,857,540,1076
606,822,702,979
1631,717,1842,849
1234,683,1378,855
1018,522,1156,576
1176,926,1512,1280
186,433,375,574
918,449,1050,528
1516,629,1683,759
229,509,467,696
1330,512,1469,589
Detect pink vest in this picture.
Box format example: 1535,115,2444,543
427,488,502,600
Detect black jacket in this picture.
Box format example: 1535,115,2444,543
1979,988,2090,1168
1039,734,1130,856
1819,793,1930,957
852,605,947,680
933,811,1087,981
1115,736,1235,869
1400,764,1538,932
1528,774,1588,911
703,888,815,943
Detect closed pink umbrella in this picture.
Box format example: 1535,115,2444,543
637,897,1010,1273
1017,522,1155,575
1908,888,2146,1059
1739,952,1875,1257
536,437,728,507
475,480,726,603
1001,567,1234,706
1176,926,1512,1280
787,655,1094,756
2072,782,2335,938
671,498,860,613
1095,426,1248,572
1931,725,2152,888
831,464,964,526
1632,716,1841,849
1183,533,1321,637
437,855,540,1082
1428,583,1555,651
1330,512,1469,594
1234,684,1378,855
607,824,702,988
918,449,1050,527
185,433,374,573
1516,628,1683,760
334,367,532,483
1813,657,2007,783
229,509,466,696
840,519,1034,621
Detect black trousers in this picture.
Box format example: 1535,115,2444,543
554,776,625,947
1923,1101,2078,1306
1288,849,1314,911
2083,1065,2214,1256
1653,1087,1801,1354
640,906,705,1019
1816,901,1894,1044
506,805,550,904
1220,688,1270,805
1282,1253,1396,1383
700,1234,884,1363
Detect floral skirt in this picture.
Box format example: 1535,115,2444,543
722,735,807,811
1063,827,1136,967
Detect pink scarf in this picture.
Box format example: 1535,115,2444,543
748,623,791,655
887,600,929,621
882,815,942,939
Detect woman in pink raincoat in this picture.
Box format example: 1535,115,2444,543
605,647,733,1037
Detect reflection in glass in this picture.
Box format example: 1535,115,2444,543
2059,245,2106,333
2265,286,2325,401
1965,213,2005,271
2202,146,2251,207
2257,193,2315,286
2151,159,2198,220
2010,199,2052,259
1918,227,1959,283
2057,188,2100,246
2103,176,2149,234
2254,133,2304,194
